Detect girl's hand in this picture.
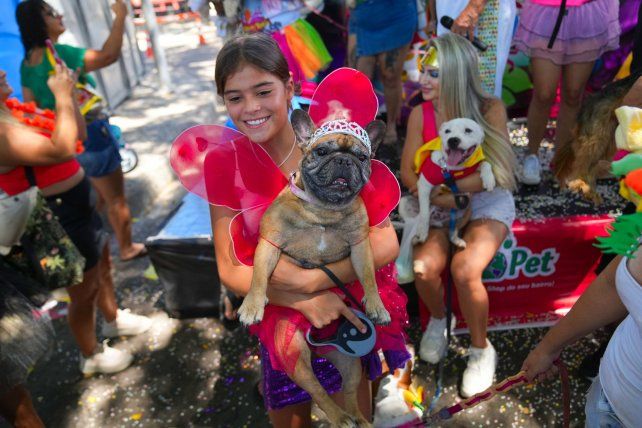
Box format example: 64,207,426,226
521,345,561,383
295,291,367,332
47,64,77,100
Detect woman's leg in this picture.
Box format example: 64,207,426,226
356,55,377,81
89,169,145,261
450,219,508,348
557,61,595,149
66,265,100,356
413,228,450,318
0,385,44,428
96,244,118,323
527,58,562,155
377,44,410,144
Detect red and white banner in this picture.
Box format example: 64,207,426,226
420,215,614,331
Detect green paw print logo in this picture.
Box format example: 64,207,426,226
482,239,512,281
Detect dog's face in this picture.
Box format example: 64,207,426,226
438,118,484,167
291,109,385,207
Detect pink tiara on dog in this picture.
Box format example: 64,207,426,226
310,119,372,153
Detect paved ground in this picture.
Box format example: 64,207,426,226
2,20,615,428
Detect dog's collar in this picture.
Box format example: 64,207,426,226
289,172,317,204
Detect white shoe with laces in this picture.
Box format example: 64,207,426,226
102,309,152,338
79,340,133,376
521,154,541,185
418,315,456,364
461,339,497,398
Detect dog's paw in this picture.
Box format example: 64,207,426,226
335,413,362,428
480,162,496,191
412,223,429,245
451,236,467,249
237,295,267,325
364,298,391,326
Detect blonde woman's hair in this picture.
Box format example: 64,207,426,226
431,33,517,191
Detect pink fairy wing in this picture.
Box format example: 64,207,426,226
230,204,271,266
308,67,379,127
362,160,401,226
170,125,287,210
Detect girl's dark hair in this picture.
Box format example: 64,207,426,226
214,33,291,96
16,0,49,54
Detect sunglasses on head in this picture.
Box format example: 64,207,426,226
44,9,61,18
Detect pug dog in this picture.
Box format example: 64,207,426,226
237,109,390,427
413,118,495,248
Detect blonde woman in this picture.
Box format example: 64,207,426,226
400,33,517,397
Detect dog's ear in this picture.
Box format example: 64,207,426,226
291,109,316,150
365,120,386,157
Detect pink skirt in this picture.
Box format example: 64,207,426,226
514,0,621,65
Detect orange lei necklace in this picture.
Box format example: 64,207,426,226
4,98,84,154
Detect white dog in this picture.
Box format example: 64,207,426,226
413,118,496,248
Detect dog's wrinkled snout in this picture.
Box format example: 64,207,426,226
447,137,461,150
334,156,354,167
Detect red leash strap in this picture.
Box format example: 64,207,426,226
417,363,572,427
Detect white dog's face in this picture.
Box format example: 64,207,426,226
438,118,484,167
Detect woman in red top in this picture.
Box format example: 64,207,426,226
1,65,150,378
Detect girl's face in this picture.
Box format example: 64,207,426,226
0,71,12,102
42,3,65,39
419,65,440,101
223,64,293,145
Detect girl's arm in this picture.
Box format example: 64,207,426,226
1,65,79,166
400,105,424,195
83,0,127,72
521,254,629,382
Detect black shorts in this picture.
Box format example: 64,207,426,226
45,177,107,271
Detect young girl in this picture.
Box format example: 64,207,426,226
209,33,405,426
400,33,517,398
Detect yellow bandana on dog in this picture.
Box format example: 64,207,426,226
413,136,486,174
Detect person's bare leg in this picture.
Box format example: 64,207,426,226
89,169,145,261
268,402,312,428
66,266,100,356
557,61,595,150
450,220,508,348
527,58,562,155
413,228,450,318
378,44,410,145
356,55,377,83
0,385,44,428
347,33,358,69
96,244,118,323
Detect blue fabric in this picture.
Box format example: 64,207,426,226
77,119,122,177
351,0,417,56
0,0,24,100
585,376,625,428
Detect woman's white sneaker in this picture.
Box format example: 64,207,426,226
461,339,497,398
418,316,456,364
79,341,133,376
102,309,152,338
